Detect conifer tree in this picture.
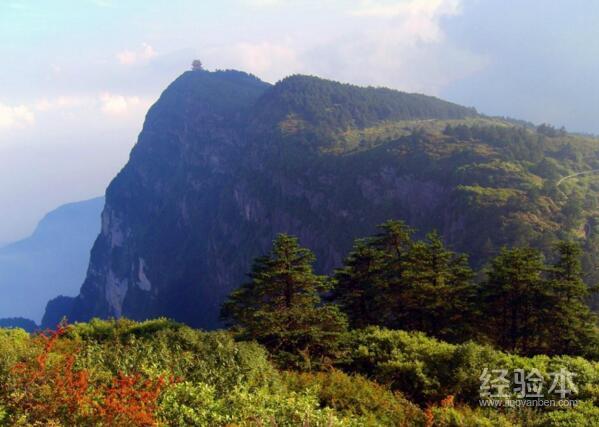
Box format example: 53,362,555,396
331,239,388,328
369,220,415,326
331,223,477,341
221,234,347,369
332,220,414,328
399,231,476,341
480,247,548,354
546,241,598,356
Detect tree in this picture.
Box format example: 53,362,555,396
546,241,598,356
480,247,549,354
331,239,388,328
332,220,414,328
331,223,477,342
398,231,476,341
221,234,347,369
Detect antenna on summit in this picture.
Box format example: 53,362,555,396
191,59,204,71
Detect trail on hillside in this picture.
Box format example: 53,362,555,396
557,169,599,186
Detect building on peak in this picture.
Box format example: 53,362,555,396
191,59,204,71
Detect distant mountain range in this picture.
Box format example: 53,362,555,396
0,197,103,324
41,68,599,329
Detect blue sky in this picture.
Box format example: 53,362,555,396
1,0,598,244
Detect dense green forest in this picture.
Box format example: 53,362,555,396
2,226,599,425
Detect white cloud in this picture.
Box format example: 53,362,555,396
301,0,480,94
91,0,114,7
0,92,152,136
0,102,35,130
99,93,146,115
242,0,281,7
231,42,300,80
32,93,152,117
349,0,461,44
352,0,460,17
35,96,92,112
201,0,480,94
116,43,157,66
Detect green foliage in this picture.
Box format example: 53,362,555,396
332,222,477,342
547,241,599,357
537,401,599,426
332,220,415,329
158,381,342,426
480,247,549,354
332,225,597,358
253,74,476,151
0,328,32,383
1,319,598,425
0,320,352,426
342,327,599,407
222,234,348,369
282,370,426,426
427,404,517,427
398,231,477,341
68,318,278,395
480,243,599,357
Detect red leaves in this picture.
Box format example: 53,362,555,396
99,373,167,426
424,395,455,427
7,325,168,426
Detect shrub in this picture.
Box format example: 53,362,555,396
0,328,32,382
158,381,345,426
343,327,599,405
282,369,425,426
2,326,168,426
536,401,599,426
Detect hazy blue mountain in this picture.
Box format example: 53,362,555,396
0,197,103,323
41,295,75,329
0,317,38,332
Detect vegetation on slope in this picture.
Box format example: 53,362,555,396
4,225,599,425
1,318,598,426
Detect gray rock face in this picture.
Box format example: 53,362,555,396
62,70,485,329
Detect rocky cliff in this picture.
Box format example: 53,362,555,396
59,69,599,328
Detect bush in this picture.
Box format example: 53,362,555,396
342,327,599,405
282,370,425,426
536,401,599,426
158,380,350,426
2,320,598,425
70,318,279,394
0,328,32,382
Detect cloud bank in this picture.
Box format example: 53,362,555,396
0,103,35,131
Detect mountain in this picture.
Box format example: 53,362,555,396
0,197,103,323
56,69,599,329
0,317,37,332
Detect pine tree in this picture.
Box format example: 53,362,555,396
547,241,598,356
480,247,548,354
331,223,477,341
332,220,414,328
331,239,388,328
400,231,476,341
221,234,347,369
369,220,415,326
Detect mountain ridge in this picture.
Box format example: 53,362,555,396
50,69,599,328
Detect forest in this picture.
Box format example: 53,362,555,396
1,223,598,426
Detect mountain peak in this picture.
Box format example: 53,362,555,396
248,73,477,151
